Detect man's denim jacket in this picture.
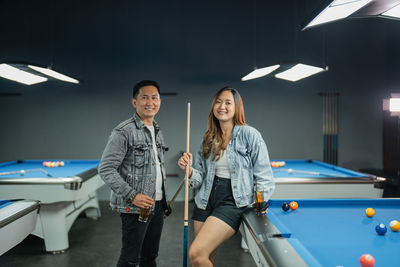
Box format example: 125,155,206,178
190,125,275,209
99,113,168,214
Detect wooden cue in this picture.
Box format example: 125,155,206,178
183,102,191,267
0,168,52,177
184,102,191,224
169,177,185,207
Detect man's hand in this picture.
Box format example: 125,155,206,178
132,193,154,209
164,205,172,219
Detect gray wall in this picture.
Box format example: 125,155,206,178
1,0,400,200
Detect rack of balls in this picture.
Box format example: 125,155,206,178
271,161,286,168
43,161,65,168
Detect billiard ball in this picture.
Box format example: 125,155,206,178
60,161,65,166
360,254,375,267
288,168,293,174
390,220,400,232
375,223,387,235
282,202,290,211
365,208,375,217
289,201,298,210
19,170,25,175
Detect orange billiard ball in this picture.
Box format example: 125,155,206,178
289,201,298,210
360,254,375,267
365,208,375,217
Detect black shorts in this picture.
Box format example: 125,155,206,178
192,176,247,232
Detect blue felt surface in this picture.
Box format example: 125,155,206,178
267,199,400,267
271,159,367,178
0,200,14,209
0,160,99,178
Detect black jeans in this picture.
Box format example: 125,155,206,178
117,201,164,267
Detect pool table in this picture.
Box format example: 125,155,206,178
241,199,400,267
0,199,40,256
271,160,384,198
241,159,385,251
0,160,104,253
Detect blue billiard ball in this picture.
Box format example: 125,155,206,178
375,223,387,235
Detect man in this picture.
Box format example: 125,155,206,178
99,80,169,267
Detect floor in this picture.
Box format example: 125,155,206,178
0,201,256,267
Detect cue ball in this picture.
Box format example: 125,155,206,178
288,168,293,174
360,254,375,267
282,202,290,211
289,201,298,210
390,220,400,232
20,170,25,175
375,223,387,235
365,208,375,217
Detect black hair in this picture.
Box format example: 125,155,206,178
132,80,160,99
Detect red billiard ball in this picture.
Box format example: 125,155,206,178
360,254,375,267
289,201,298,210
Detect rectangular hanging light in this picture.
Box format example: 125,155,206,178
304,0,373,29
0,64,48,85
382,3,400,19
275,63,326,82
241,65,280,81
28,65,79,84
390,98,400,112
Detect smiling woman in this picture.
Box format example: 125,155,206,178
177,86,275,267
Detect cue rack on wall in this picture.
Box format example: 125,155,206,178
320,92,339,165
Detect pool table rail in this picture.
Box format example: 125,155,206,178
240,208,308,267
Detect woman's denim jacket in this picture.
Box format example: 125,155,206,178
190,125,275,209
99,113,168,214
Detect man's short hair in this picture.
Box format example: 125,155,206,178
133,80,160,99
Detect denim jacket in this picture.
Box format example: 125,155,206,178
190,125,275,209
99,113,168,214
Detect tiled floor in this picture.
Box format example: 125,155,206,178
0,201,256,267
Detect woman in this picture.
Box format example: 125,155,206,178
178,86,275,267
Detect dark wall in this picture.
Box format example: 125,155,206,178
1,0,400,199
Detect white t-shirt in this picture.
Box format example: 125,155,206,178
215,150,230,179
146,125,163,201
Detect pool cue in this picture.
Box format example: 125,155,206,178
273,168,345,177
0,168,52,177
169,177,185,207
183,102,191,267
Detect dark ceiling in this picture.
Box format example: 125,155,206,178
1,0,399,90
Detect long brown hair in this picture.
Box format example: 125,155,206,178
202,87,246,160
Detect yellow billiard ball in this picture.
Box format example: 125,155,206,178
365,208,375,217
390,220,400,232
